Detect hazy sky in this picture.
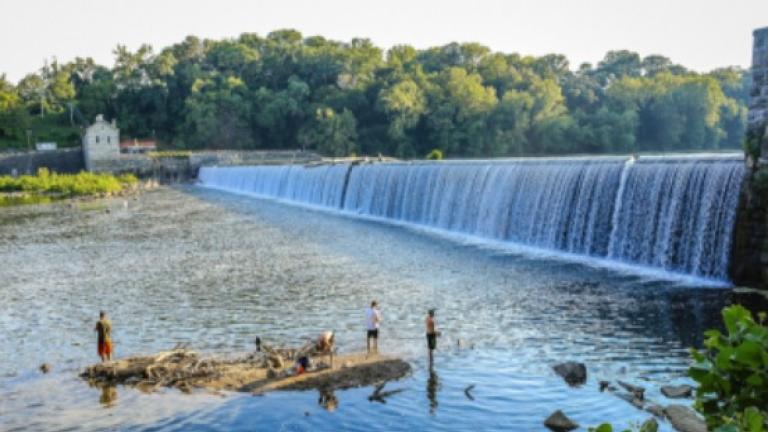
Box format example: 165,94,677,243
1,0,766,82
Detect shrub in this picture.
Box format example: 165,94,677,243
744,126,765,161
753,168,768,193
0,170,136,197
426,148,444,160
148,151,191,159
689,305,768,432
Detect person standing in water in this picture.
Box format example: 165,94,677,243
365,300,382,354
426,309,439,366
95,311,113,362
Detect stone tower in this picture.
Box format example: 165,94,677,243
83,114,120,171
751,26,768,157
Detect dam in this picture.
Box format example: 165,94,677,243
198,154,745,284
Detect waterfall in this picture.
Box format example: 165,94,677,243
198,155,745,282
198,164,351,208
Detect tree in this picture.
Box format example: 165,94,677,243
298,107,357,156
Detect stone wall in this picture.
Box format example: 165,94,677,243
0,148,84,175
89,149,322,182
732,26,768,289
752,27,768,128
188,150,321,173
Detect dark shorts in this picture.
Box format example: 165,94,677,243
426,333,437,350
367,329,379,339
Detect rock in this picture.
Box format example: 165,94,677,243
640,417,659,432
645,403,665,418
661,385,693,399
552,362,587,385
614,392,644,409
618,380,645,400
599,380,611,392
664,404,707,432
544,410,579,432
39,363,51,374
266,367,279,379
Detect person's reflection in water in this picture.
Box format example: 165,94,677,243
318,388,338,412
427,365,440,415
99,385,118,407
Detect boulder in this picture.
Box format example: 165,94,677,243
544,410,579,432
661,385,693,399
664,404,707,432
39,363,51,374
552,362,587,385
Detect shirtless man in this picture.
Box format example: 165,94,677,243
425,309,439,365
95,311,113,362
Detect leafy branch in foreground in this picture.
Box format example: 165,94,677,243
689,305,768,432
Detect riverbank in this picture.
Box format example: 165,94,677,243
0,170,158,207
0,170,157,207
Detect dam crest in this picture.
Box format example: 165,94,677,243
198,154,745,284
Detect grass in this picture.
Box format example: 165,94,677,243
148,151,192,159
0,168,138,198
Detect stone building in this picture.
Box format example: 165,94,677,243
751,27,768,127
83,114,119,171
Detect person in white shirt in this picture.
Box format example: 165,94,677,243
365,300,382,354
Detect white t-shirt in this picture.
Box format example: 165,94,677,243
365,307,381,330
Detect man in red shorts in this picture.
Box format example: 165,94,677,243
95,311,113,362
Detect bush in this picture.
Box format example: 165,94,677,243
148,151,191,159
689,305,768,432
753,168,768,193
744,126,766,161
0,169,137,197
426,148,444,160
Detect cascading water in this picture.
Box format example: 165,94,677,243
198,164,351,208
198,155,745,282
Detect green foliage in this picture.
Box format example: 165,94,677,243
689,305,768,432
148,151,192,159
0,168,136,197
0,31,752,157
744,126,766,161
588,419,658,432
426,148,444,160
753,168,768,193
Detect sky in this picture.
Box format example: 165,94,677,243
1,0,766,82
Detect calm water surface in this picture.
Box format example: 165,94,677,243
0,187,764,431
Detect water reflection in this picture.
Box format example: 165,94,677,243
98,385,118,408
0,194,53,207
318,388,338,412
427,366,440,415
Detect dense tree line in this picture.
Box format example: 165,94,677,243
0,30,751,157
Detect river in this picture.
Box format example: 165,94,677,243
0,186,764,431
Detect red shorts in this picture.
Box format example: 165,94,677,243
98,340,113,356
